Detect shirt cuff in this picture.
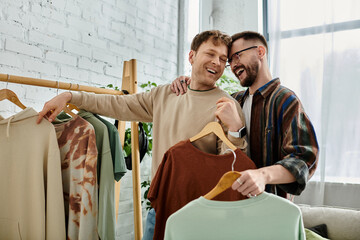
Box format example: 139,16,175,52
69,91,82,107
228,134,247,152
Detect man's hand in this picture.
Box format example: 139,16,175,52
215,97,244,131
37,92,72,124
231,169,267,197
170,76,191,95
232,165,296,197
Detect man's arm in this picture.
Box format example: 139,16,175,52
215,97,247,153
274,109,319,195
231,165,296,197
37,92,72,123
37,86,157,124
232,95,319,197
69,90,154,122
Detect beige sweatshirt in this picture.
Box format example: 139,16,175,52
0,108,65,240
71,84,246,178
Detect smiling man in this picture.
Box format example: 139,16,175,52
172,31,319,200
228,31,318,199
37,30,247,240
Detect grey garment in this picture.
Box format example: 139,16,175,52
77,110,116,240
95,114,126,181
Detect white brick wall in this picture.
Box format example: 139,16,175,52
0,0,180,239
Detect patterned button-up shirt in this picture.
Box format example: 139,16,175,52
232,78,319,197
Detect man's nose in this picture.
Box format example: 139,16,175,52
212,57,220,66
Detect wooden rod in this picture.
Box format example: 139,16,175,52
127,59,143,240
0,73,123,95
131,122,143,240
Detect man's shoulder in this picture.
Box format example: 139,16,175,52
147,84,171,92
140,84,171,98
231,90,246,101
214,88,240,103
272,84,300,102
270,84,304,112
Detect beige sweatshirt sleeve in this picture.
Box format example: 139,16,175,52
70,89,155,122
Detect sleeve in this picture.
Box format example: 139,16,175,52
298,213,306,240
111,126,127,181
217,98,248,154
98,131,116,240
45,126,66,240
70,86,159,122
275,96,319,195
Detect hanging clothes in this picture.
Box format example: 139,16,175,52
53,112,98,240
148,140,257,240
95,114,126,181
0,108,65,240
77,110,116,240
164,192,305,240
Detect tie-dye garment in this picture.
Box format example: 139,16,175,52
53,113,99,240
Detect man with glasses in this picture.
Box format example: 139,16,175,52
171,31,319,199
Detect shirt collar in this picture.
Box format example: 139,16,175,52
241,78,280,103
257,78,280,98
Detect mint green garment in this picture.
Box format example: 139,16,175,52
78,110,115,240
164,192,305,240
95,114,126,181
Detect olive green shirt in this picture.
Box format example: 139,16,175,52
78,110,115,240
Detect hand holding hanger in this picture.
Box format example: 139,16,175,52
37,92,72,123
215,97,244,132
231,164,296,198
204,149,242,200
231,169,265,198
190,121,237,151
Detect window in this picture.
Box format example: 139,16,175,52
266,0,360,183
183,0,200,75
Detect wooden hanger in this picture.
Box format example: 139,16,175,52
203,148,242,200
190,121,237,151
0,89,26,109
66,103,80,111
62,106,76,117
63,103,79,117
204,171,241,200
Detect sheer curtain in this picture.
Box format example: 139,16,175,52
268,0,360,208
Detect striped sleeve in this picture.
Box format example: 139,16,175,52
275,93,319,195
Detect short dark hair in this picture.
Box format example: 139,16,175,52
230,31,268,53
191,30,232,52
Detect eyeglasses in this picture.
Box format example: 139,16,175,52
226,46,258,67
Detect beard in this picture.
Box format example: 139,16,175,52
236,60,259,87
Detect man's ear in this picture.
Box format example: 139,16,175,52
189,50,195,65
258,46,266,60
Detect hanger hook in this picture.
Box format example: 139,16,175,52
69,83,72,92
56,81,59,96
224,149,236,171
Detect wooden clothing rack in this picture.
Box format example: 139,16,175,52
0,59,144,240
